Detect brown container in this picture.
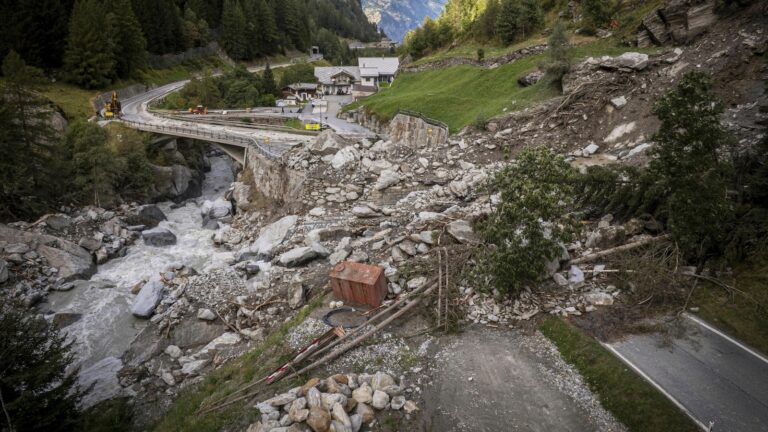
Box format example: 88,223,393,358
329,261,388,308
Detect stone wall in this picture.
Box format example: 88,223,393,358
388,113,448,148
246,149,305,204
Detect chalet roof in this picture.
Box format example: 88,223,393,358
314,66,360,85
357,57,400,76
359,67,379,77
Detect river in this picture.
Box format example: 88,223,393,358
47,155,236,403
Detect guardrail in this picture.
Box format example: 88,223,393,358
120,119,283,160
393,109,449,131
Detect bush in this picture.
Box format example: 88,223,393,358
477,48,485,62
0,297,87,432
476,147,579,296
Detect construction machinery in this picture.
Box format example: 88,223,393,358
103,91,121,119
189,105,208,115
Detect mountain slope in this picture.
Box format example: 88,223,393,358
363,0,447,42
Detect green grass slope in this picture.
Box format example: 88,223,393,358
348,41,655,133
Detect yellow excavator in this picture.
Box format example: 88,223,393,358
104,91,122,119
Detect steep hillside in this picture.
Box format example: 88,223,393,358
363,0,447,41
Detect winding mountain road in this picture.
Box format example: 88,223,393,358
117,62,374,163
606,313,768,431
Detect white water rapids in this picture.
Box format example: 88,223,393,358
47,156,236,395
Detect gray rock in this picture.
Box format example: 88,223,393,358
230,182,252,211
161,371,176,386
164,345,182,358
125,204,166,228
4,243,30,254
78,236,102,252
197,308,216,321
131,277,165,318
0,260,8,283
350,414,362,432
181,358,209,375
351,206,380,218
375,169,401,191
287,283,305,309
568,265,585,289
584,291,614,306
371,390,389,409
142,227,177,246
78,356,123,408
370,372,395,391
390,395,406,410
0,224,94,281
331,146,361,170
240,215,298,261
610,96,627,109
447,220,480,244
518,69,544,87
309,130,349,155
278,244,329,268
208,198,233,220
600,52,649,71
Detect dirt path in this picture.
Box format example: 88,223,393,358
420,327,625,432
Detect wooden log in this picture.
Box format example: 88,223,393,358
570,234,671,265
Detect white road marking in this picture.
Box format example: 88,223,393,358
600,341,709,431
683,312,768,365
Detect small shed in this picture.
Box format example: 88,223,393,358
329,261,388,308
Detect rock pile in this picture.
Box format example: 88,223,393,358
247,372,418,432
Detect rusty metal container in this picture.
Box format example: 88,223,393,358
329,261,388,308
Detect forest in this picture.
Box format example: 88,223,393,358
0,0,380,88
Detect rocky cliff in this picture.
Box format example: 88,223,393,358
363,0,446,42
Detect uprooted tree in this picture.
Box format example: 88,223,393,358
475,146,579,296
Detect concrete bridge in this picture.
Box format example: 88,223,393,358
121,119,284,165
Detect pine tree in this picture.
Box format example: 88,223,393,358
261,63,279,97
649,72,735,265
220,0,248,60
0,297,86,432
541,22,571,88
111,0,148,79
477,0,500,40
582,0,613,29
519,0,544,39
255,0,279,55
65,121,119,206
0,52,62,220
131,0,184,54
64,0,116,88
496,0,523,44
0,0,70,69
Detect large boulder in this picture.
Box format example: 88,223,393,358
0,224,95,282
330,146,361,170
278,244,330,268
230,182,252,211
131,277,165,318
124,204,167,228
150,164,200,201
78,356,124,408
518,70,544,87
141,227,177,246
205,198,233,221
308,130,349,156
446,220,480,244
238,215,298,261
599,52,650,71
375,169,402,191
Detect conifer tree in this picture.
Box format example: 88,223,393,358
255,0,279,55
131,0,184,54
0,297,86,432
0,52,63,220
64,0,116,88
261,63,279,97
65,121,119,206
111,0,148,78
496,0,523,44
221,0,248,60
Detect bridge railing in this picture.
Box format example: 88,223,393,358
120,119,284,160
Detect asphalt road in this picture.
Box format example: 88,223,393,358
607,313,768,431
